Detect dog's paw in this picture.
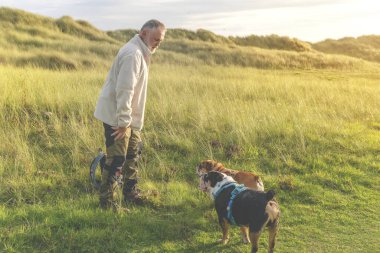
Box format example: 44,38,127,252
242,237,251,244
217,238,229,245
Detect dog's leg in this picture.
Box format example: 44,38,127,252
240,226,250,244
249,231,262,253
268,218,280,253
217,218,230,245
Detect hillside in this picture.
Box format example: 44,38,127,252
313,35,380,64
1,7,379,71
0,7,122,70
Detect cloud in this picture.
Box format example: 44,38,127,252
180,0,380,41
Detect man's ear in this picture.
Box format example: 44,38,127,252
139,29,147,38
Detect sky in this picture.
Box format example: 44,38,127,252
1,0,380,42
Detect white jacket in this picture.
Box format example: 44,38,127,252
94,34,152,130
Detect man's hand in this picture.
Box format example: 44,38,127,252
111,126,128,141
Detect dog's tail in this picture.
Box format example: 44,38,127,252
266,190,276,201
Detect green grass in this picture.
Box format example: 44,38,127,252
0,64,379,252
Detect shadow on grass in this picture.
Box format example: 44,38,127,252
0,180,252,252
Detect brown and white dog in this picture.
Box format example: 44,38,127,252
197,160,264,191
200,171,280,253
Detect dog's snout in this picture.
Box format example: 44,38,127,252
198,175,208,192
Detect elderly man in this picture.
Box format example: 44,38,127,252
94,20,166,210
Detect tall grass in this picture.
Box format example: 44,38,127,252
1,64,379,252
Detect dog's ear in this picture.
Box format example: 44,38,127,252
206,160,214,171
266,190,276,201
215,161,224,170
207,171,224,187
214,171,224,182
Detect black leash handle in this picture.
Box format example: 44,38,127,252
89,148,106,189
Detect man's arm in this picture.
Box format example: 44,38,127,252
113,52,142,140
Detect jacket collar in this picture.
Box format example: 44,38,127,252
131,34,152,57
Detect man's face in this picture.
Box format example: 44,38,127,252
140,27,165,53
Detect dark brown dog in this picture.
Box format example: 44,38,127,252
196,160,264,191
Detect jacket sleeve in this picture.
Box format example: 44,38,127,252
115,52,142,127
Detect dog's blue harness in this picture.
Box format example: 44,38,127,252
213,182,248,226
212,182,236,199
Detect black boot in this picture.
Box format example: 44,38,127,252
123,179,145,205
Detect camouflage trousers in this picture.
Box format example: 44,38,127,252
99,123,142,209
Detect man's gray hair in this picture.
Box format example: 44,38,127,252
140,19,165,31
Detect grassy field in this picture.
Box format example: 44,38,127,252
1,7,380,253
0,63,379,252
